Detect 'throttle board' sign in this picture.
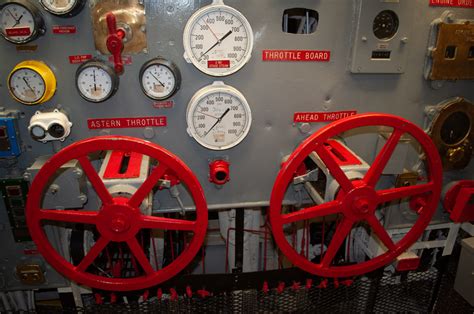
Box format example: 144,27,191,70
263,50,331,62
88,116,167,129
294,111,357,123
429,0,474,7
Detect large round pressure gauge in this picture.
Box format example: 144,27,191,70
7,60,56,105
39,0,86,17
75,60,119,103
183,0,254,77
139,58,181,101
0,0,45,44
186,81,252,150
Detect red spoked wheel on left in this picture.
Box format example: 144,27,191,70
269,114,443,278
26,136,208,291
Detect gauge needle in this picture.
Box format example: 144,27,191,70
204,19,219,41
12,14,23,28
22,77,35,95
204,108,230,136
150,72,165,87
198,30,233,61
93,70,97,92
197,110,219,119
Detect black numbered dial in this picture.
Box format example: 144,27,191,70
75,60,119,103
373,10,399,40
0,0,45,44
139,58,181,101
39,0,86,17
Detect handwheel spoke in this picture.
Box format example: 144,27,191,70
128,164,168,208
281,201,342,225
366,215,396,250
377,182,433,204
127,237,155,275
141,215,196,231
39,209,98,225
364,129,404,187
76,237,109,272
314,144,353,192
78,156,113,205
321,218,353,267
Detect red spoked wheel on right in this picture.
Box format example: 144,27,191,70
269,114,443,278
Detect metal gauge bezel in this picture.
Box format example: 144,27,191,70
139,57,181,101
39,0,86,18
7,60,56,105
372,10,399,41
183,0,254,77
75,59,119,103
0,0,45,44
186,81,252,150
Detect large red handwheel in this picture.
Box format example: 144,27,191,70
26,136,208,291
270,114,443,278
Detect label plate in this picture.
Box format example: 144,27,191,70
294,111,357,123
263,50,331,62
88,116,167,129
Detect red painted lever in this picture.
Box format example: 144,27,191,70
106,12,125,74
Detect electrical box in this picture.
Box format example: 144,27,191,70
350,0,414,74
0,116,21,158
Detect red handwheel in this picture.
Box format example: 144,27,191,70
269,114,443,278
26,136,208,291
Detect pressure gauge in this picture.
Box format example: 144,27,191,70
373,10,399,40
0,0,45,44
7,60,56,105
139,58,181,101
39,0,86,18
186,81,252,150
75,60,119,103
183,0,254,77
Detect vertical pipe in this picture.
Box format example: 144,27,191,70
234,209,244,272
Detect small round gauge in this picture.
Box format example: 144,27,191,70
373,10,399,40
0,0,45,44
186,81,252,150
183,0,254,77
7,60,56,105
39,0,86,17
139,58,181,101
75,60,119,103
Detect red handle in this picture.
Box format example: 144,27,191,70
106,12,125,74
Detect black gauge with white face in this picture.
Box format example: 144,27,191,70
39,0,86,17
139,58,181,101
0,0,45,44
183,0,254,77
373,10,399,40
75,60,119,103
186,81,252,150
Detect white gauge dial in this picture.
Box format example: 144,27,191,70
187,81,252,150
183,0,253,76
140,58,181,100
0,3,37,43
40,0,77,15
76,61,119,103
9,68,46,104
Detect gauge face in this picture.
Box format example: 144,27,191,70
76,61,119,103
139,58,181,100
0,2,39,43
183,3,254,76
373,10,399,40
187,82,252,150
440,111,471,145
30,125,45,139
9,68,46,104
39,0,79,15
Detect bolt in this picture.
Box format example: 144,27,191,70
361,36,368,42
49,184,60,195
73,167,83,178
78,194,88,204
447,13,455,23
401,37,408,44
23,172,31,181
298,123,312,134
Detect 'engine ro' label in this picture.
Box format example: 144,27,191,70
294,111,357,123
88,117,167,129
429,0,474,8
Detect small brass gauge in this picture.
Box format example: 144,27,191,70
429,97,474,170
139,58,181,101
39,0,86,18
0,0,45,44
7,60,56,105
75,60,119,103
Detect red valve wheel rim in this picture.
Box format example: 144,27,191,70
26,136,208,291
269,113,443,278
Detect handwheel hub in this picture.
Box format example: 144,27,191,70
110,215,130,233
342,184,378,220
97,197,140,241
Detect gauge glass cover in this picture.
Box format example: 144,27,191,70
373,10,399,40
0,3,37,43
9,68,46,104
76,65,116,102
